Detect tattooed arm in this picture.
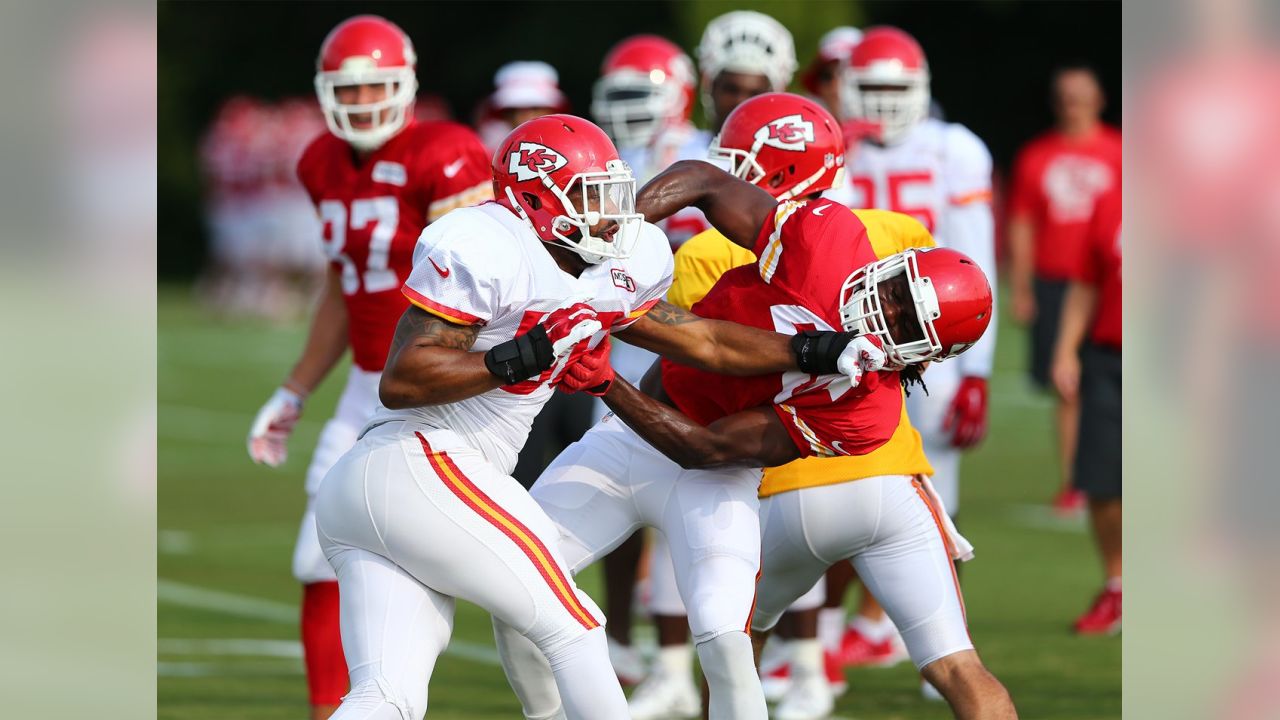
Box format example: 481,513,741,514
378,305,501,408
613,300,796,376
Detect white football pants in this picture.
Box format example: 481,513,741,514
751,475,973,669
315,421,628,720
494,414,768,720
293,367,381,584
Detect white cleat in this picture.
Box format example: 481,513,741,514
627,670,700,720
608,636,647,687
774,673,835,720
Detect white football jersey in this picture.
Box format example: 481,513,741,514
825,117,997,378
369,201,674,475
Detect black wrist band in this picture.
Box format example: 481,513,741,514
790,330,857,375
484,325,554,384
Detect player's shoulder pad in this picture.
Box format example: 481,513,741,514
412,205,522,280
403,120,488,160
676,227,732,259
942,122,993,171
296,131,342,178
404,119,483,142
623,221,676,287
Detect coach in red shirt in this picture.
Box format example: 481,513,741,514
1008,64,1121,513
1051,185,1122,636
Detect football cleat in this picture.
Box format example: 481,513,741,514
838,626,909,668
774,672,835,720
1073,586,1122,635
760,649,848,701
608,636,647,687
627,667,700,720
1053,487,1087,517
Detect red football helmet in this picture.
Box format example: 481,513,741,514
313,15,418,151
492,115,643,264
591,35,695,149
842,27,930,145
839,247,992,366
709,92,845,201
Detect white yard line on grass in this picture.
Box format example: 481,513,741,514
158,579,501,666
1007,504,1088,533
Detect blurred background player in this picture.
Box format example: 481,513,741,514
1007,64,1121,516
243,15,492,719
197,95,327,320
825,26,997,697
697,10,797,134
593,34,711,246
592,17,802,697
799,26,863,120
622,92,846,720
474,60,571,154
1050,185,1122,635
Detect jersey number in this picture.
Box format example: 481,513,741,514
769,305,850,403
850,171,936,232
318,197,399,295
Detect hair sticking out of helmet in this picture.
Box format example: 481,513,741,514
839,247,992,367
313,15,418,152
841,26,930,146
708,92,846,200
492,115,644,265
697,11,797,123
591,35,696,149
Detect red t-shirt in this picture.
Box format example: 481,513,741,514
1009,124,1122,280
296,120,492,371
1077,187,1122,349
660,200,903,459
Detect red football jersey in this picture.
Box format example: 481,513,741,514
297,119,493,371
1077,186,1122,349
660,200,903,458
1008,124,1122,280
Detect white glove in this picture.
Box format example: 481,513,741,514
835,336,888,388
247,387,305,467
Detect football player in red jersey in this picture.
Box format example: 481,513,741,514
585,162,1016,720
243,15,492,720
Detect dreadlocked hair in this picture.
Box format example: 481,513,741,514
900,364,928,397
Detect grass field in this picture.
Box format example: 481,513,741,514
158,284,1120,719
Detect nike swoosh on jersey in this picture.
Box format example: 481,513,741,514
812,203,828,217
429,257,451,278
443,158,466,178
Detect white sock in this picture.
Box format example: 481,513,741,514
654,644,694,681
697,632,768,720
790,639,823,681
817,607,845,652
850,614,897,644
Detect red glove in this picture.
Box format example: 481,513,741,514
542,302,603,358
943,376,988,449
555,337,616,396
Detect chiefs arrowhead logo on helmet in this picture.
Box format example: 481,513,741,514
755,114,815,152
508,142,569,182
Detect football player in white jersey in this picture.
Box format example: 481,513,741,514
824,25,998,694
314,114,875,720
